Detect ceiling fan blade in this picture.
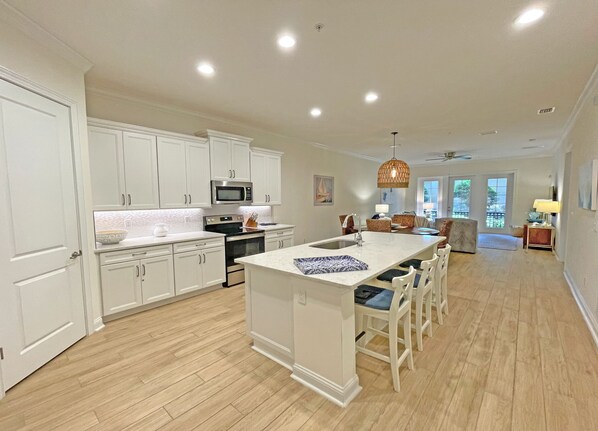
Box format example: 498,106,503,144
425,157,446,161
454,155,472,159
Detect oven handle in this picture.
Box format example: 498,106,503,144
225,233,265,242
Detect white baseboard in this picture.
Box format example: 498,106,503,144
563,269,598,349
93,317,105,333
291,364,362,408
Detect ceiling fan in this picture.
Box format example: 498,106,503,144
425,151,472,162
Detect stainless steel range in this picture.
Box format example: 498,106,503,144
204,214,265,287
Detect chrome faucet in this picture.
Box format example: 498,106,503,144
342,213,364,246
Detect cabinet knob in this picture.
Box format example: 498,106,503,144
188,194,192,205
184,194,187,204
121,194,126,206
127,194,132,206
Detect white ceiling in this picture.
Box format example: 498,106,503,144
8,0,598,164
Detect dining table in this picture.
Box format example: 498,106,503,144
391,224,440,235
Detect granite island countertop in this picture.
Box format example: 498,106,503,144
236,231,444,288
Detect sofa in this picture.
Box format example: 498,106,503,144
434,217,478,253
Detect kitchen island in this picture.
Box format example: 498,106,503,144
236,231,444,407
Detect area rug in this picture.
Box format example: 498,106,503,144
477,233,520,251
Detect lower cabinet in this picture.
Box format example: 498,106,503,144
173,241,226,295
265,228,294,252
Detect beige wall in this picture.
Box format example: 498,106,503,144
85,90,382,244
553,66,598,341
0,16,98,394
403,157,553,228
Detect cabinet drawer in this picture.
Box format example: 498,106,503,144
100,245,173,265
265,229,294,239
174,238,224,254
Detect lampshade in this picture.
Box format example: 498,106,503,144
377,132,410,188
423,202,434,210
533,199,561,213
375,204,390,213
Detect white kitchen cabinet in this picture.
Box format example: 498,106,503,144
265,228,294,252
251,148,283,205
200,130,252,181
99,245,174,316
157,136,211,208
173,240,225,295
88,124,159,210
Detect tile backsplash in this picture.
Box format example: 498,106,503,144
93,206,273,239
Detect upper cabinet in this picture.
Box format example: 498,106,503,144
89,125,159,210
157,136,211,208
251,148,283,205
199,130,252,182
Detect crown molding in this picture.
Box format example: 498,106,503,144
0,0,93,72
557,63,598,153
86,85,382,164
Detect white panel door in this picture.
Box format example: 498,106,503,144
141,255,175,304
173,251,202,295
250,152,267,205
201,246,226,287
265,238,280,252
157,137,187,208
186,141,211,207
231,141,251,181
0,79,86,390
281,237,294,249
209,137,232,180
266,155,282,205
123,132,159,209
88,126,126,210
100,261,142,315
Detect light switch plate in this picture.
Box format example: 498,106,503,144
298,291,307,305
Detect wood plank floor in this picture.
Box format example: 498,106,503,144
1,246,598,430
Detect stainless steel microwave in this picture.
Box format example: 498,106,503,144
211,181,253,205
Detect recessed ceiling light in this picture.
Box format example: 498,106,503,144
514,8,545,26
310,107,322,117
365,92,379,103
277,35,296,49
197,62,215,77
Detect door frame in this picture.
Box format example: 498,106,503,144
0,66,95,399
480,173,515,234
447,176,476,219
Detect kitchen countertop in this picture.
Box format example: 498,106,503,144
236,230,444,288
94,231,225,253
256,223,295,232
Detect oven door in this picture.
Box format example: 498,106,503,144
225,233,265,269
211,181,252,204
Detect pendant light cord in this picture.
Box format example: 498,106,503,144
392,131,398,159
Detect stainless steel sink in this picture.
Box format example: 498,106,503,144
309,239,358,250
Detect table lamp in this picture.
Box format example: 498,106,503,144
375,204,390,218
533,199,560,225
423,202,434,218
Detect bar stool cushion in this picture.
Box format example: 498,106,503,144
354,285,405,310
377,269,421,285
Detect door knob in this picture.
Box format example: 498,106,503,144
70,250,82,260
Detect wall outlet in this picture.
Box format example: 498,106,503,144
184,216,192,223
298,291,307,305
124,218,132,228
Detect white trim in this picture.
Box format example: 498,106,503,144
252,340,293,371
563,269,598,349
197,129,253,144
291,363,362,408
310,142,381,163
87,117,207,143
557,63,598,153
93,317,105,333
0,1,93,72
251,147,284,157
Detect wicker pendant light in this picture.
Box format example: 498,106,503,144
377,131,410,188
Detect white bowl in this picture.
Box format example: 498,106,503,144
96,229,128,244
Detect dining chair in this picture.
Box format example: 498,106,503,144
432,244,451,325
391,214,416,228
354,267,416,392
339,214,358,235
366,218,391,232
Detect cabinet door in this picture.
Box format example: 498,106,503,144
250,152,268,205
201,246,226,287
186,141,212,207
173,251,202,295
265,238,280,252
157,137,187,208
100,261,142,315
281,236,294,249
266,155,282,205
123,132,159,209
88,126,126,210
141,255,175,303
231,141,251,181
209,137,232,180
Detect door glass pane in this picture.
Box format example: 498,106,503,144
451,179,471,218
486,177,508,228
423,180,439,219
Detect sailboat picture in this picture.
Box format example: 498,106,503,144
314,175,334,205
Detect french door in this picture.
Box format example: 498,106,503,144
484,175,513,233
448,177,473,219
0,79,86,390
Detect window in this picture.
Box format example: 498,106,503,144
486,177,508,228
422,179,440,219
